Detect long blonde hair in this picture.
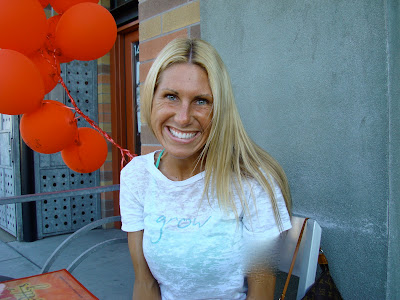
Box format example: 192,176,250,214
142,38,291,231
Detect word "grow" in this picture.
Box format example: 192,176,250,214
151,215,211,244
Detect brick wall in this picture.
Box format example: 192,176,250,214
97,0,114,220
138,0,201,154
97,51,114,219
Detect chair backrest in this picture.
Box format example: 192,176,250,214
278,216,322,300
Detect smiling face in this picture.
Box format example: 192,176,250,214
151,63,213,164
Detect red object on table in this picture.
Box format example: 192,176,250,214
0,269,98,299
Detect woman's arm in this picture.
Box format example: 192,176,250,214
128,231,161,300
246,270,276,300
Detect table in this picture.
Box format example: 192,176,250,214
0,269,98,299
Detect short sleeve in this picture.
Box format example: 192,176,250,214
119,172,145,232
241,179,292,271
242,179,291,238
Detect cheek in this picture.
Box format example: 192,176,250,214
150,109,162,137
150,111,157,129
150,102,164,125
150,103,172,136
201,115,213,139
201,110,213,129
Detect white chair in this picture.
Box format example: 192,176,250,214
278,216,322,300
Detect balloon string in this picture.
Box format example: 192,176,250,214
40,43,136,169
58,77,136,169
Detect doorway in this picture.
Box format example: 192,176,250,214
110,20,140,218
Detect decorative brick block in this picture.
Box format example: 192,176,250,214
106,151,113,161
162,1,200,34
141,124,159,144
99,113,112,123
98,103,111,113
139,60,153,83
98,74,110,84
98,64,110,74
139,29,188,61
139,0,187,21
98,53,110,65
99,122,112,132
98,93,111,104
141,145,163,155
98,84,111,94
190,23,201,39
139,16,162,41
99,0,110,9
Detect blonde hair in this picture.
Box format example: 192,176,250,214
142,38,291,231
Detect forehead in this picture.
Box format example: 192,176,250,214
157,63,211,92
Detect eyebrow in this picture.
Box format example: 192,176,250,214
161,88,179,94
161,88,213,99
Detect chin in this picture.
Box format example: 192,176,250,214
166,148,204,160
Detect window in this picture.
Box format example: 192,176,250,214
110,0,135,10
109,0,138,27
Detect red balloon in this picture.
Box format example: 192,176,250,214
0,49,44,115
61,127,108,173
38,0,49,8
49,0,98,14
55,3,117,61
45,15,74,64
45,14,60,51
20,100,78,154
47,14,61,40
0,0,47,55
28,49,61,94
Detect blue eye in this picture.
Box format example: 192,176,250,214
166,94,177,101
196,99,208,105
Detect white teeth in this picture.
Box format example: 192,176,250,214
169,128,196,139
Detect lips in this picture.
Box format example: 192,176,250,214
168,127,197,140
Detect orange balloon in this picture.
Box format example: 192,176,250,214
45,15,74,64
38,0,49,8
0,49,44,115
20,100,78,154
45,14,61,51
49,0,98,14
0,0,47,55
55,3,117,61
61,127,108,173
28,49,61,94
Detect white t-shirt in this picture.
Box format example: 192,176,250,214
120,151,291,300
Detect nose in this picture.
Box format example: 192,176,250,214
175,102,191,126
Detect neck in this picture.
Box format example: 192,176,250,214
158,151,204,181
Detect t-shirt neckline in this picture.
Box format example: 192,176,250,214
146,150,205,185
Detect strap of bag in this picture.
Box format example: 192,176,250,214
317,249,329,273
280,217,309,300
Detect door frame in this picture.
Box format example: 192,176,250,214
110,20,139,220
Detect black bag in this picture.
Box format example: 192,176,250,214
301,250,343,300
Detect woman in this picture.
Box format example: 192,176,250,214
120,38,292,300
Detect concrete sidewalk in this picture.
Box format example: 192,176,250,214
0,228,134,299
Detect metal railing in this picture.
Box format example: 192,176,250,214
41,215,125,274
0,184,126,274
0,184,120,205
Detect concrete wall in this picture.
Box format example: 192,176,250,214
387,1,400,299
201,1,399,299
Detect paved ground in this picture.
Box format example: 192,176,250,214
0,228,134,299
